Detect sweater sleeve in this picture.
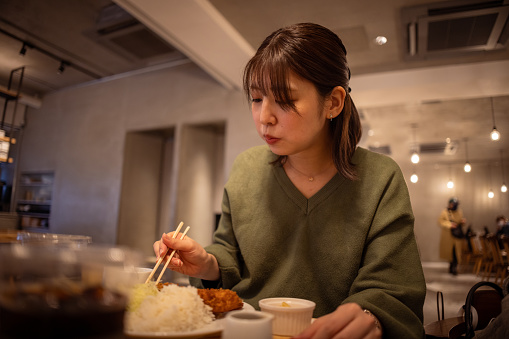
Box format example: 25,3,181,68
342,165,426,339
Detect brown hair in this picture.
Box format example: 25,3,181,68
243,22,362,180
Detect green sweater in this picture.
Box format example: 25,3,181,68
190,145,425,338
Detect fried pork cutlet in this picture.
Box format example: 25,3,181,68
197,288,243,313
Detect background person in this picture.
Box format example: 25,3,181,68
154,23,425,339
496,215,509,237
438,197,467,275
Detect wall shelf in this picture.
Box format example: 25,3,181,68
16,171,54,229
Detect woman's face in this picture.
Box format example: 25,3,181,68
250,73,330,157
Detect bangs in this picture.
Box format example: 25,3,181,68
243,52,296,111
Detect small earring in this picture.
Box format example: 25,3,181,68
329,114,333,122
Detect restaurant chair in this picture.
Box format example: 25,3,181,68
485,235,507,286
464,233,483,275
424,282,504,339
478,234,494,281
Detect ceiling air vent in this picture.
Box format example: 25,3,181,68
368,145,392,155
84,4,184,63
401,0,509,59
417,141,459,155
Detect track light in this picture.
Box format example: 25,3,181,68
58,61,66,74
19,43,27,56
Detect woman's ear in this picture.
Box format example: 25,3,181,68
327,86,346,119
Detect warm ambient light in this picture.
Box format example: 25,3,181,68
502,184,508,193
488,190,494,199
411,152,420,164
447,180,454,189
464,162,471,173
491,128,500,141
410,173,418,183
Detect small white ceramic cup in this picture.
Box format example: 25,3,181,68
222,310,274,339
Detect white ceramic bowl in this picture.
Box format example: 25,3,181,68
258,297,315,336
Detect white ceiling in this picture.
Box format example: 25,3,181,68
0,0,508,166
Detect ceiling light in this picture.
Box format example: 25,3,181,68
375,36,387,45
58,61,66,74
491,128,500,141
500,150,507,193
488,189,494,199
447,165,453,188
410,173,418,183
411,152,420,164
464,162,471,173
489,97,500,141
463,138,471,172
410,123,419,164
19,43,27,56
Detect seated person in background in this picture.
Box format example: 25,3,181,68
496,215,509,237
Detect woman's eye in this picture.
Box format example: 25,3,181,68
251,98,262,103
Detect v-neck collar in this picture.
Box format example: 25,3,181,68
273,164,346,215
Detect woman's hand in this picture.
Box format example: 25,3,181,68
153,232,220,281
293,303,382,339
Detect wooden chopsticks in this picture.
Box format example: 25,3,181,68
155,226,190,284
145,222,190,284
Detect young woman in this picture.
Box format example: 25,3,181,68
154,23,425,338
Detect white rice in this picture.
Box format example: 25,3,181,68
125,283,214,333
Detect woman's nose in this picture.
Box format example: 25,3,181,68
259,100,277,125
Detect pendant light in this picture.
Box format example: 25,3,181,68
489,97,500,141
410,123,419,164
463,138,471,173
501,150,507,193
410,165,418,183
488,164,494,198
447,165,454,189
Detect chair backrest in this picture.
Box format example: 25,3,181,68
486,235,504,265
478,235,492,261
501,235,509,254
469,234,482,255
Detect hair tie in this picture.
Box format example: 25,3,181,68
348,87,352,93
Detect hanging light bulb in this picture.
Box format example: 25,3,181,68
464,162,471,173
447,180,454,189
447,165,454,188
410,123,420,164
489,97,500,141
463,138,471,173
487,163,494,198
491,128,500,141
411,152,420,164
410,173,418,183
500,150,507,193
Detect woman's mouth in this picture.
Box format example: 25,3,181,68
264,135,280,145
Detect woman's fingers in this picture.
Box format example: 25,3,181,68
293,303,381,339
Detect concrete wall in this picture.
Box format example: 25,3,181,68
18,63,261,249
